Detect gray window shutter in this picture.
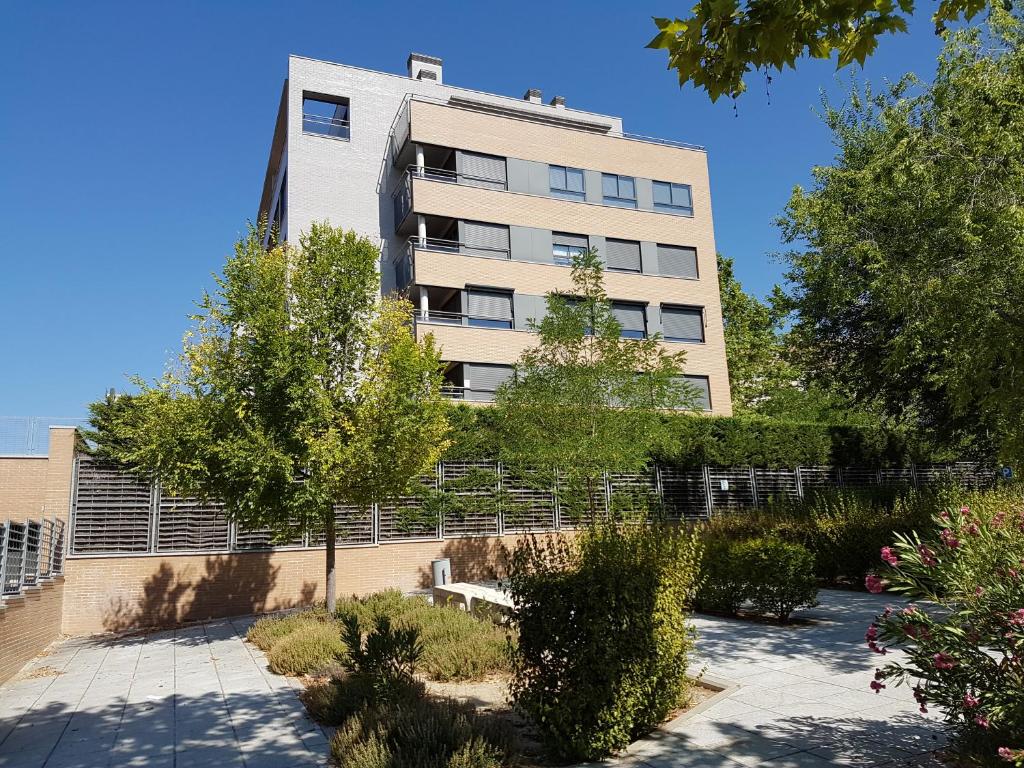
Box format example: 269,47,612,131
552,232,589,249
657,244,698,278
467,290,513,320
611,302,646,333
679,375,711,410
661,306,704,342
458,151,507,190
605,239,641,272
467,364,514,400
462,221,510,258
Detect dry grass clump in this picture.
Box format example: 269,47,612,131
266,621,346,676
246,609,330,652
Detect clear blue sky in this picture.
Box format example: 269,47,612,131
1,1,948,417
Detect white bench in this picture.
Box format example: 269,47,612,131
432,582,513,620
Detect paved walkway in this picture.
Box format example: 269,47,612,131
617,590,945,767
0,617,328,768
0,590,944,768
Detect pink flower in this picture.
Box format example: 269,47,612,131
1008,608,1024,627
881,546,899,566
940,511,950,521
918,545,938,566
866,574,885,594
975,586,986,597
963,693,980,708
870,680,886,693
933,652,958,670
966,522,981,536
961,505,971,515
992,511,1006,528
865,625,879,641
999,747,1018,762
975,714,989,729
940,529,961,549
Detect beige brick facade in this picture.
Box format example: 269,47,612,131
0,427,76,684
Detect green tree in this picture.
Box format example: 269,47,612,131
495,249,694,520
776,14,1024,460
89,222,450,611
647,0,997,101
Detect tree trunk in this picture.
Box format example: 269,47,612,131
325,512,337,614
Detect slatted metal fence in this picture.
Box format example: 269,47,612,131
66,456,998,557
0,518,66,598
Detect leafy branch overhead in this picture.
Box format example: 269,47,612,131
647,0,996,101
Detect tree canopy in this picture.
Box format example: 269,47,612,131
496,248,696,518
89,222,450,610
776,14,1024,461
647,0,998,101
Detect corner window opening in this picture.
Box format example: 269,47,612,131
302,93,351,139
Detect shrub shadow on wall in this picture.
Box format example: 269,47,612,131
101,553,317,633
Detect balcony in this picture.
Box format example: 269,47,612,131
392,159,508,234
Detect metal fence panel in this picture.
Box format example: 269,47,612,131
2,522,26,595
841,467,879,490
555,472,608,528
608,470,660,520
753,468,800,505
378,475,439,542
659,467,708,520
233,523,305,550
156,496,230,552
500,467,557,532
797,466,841,494
72,458,153,554
707,467,756,511
307,505,375,547
441,461,500,537
22,521,41,586
879,467,914,488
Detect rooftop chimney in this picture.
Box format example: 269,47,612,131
549,95,565,109
408,53,443,84
523,88,542,104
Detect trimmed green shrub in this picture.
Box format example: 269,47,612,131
266,622,346,676
246,609,329,651
694,537,747,615
337,591,510,681
736,538,818,621
507,523,700,761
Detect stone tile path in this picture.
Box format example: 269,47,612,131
0,590,945,768
615,590,946,767
0,617,328,768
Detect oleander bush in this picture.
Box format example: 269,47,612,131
866,488,1024,766
507,522,700,761
266,621,347,676
696,537,818,621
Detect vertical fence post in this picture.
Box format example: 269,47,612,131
795,467,805,500
149,481,161,553
436,462,444,540
702,465,713,518
910,463,919,489
17,524,29,592
496,462,505,537
0,522,7,593
749,466,759,508
654,464,665,517
48,518,58,576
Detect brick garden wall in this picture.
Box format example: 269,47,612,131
61,534,523,636
0,427,76,684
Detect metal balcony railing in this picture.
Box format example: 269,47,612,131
302,113,351,139
439,385,499,402
414,308,514,330
408,236,511,260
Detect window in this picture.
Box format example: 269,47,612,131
676,375,712,411
657,244,698,278
653,181,694,215
460,221,510,259
552,232,588,266
466,364,514,402
602,173,637,208
611,301,647,339
302,93,350,139
458,151,507,190
661,305,704,343
467,289,514,329
549,165,585,200
605,239,642,273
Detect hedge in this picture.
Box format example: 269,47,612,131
442,405,955,468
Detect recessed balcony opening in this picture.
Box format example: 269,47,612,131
441,362,514,402
411,217,510,260
302,93,350,139
414,285,514,329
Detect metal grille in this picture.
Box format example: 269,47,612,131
156,496,230,552
51,519,65,575
915,464,951,486
72,458,153,553
378,475,439,542
659,467,708,520
754,468,800,505
880,467,915,488
556,473,608,528
842,467,879,489
798,466,841,494
37,520,53,579
22,521,41,586
2,523,26,595
608,470,660,520
307,505,375,547
441,461,500,537
501,468,557,532
951,462,997,489
233,523,305,550
708,467,756,510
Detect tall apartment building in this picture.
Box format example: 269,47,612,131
258,53,732,415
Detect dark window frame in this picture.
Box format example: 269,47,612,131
601,173,637,208
660,304,705,343
549,165,586,200
653,181,694,216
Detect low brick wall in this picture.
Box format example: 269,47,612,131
61,534,524,636
0,578,65,683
